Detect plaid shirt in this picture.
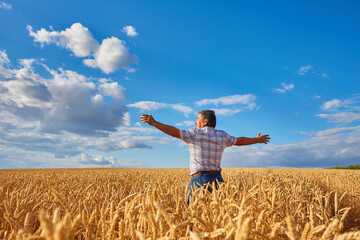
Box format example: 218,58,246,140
180,127,236,175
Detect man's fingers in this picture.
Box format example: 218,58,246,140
141,114,155,125
140,114,149,123
256,133,271,144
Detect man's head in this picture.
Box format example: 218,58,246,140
195,110,216,129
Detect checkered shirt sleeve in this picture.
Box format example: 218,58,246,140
180,127,236,175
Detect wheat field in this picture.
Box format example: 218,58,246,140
1,168,360,240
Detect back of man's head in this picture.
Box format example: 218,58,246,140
199,110,216,128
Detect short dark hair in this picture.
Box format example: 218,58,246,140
199,110,216,128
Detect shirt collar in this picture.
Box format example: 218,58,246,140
201,126,215,130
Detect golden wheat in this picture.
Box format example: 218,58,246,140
0,168,359,239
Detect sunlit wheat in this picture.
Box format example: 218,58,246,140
1,168,359,239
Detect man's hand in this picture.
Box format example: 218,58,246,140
141,114,156,126
257,132,270,144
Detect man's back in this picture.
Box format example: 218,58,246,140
180,127,236,175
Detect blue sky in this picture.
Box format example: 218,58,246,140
0,1,359,169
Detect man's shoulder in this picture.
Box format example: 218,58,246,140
212,128,228,134
213,129,235,139
181,127,197,134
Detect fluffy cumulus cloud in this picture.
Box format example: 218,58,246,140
83,37,138,74
27,23,99,57
0,2,12,10
222,126,360,168
122,25,139,37
316,97,360,124
272,83,294,93
0,57,128,134
99,81,126,100
0,51,161,167
27,23,138,74
128,101,193,117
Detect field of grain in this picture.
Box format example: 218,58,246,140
1,168,360,239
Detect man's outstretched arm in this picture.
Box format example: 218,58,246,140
234,132,270,146
141,114,181,139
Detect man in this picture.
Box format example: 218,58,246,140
141,110,270,203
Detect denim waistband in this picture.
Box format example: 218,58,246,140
191,171,222,179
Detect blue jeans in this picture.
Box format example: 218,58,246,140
187,172,224,204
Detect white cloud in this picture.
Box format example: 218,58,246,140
223,125,360,168
176,121,194,127
70,152,150,168
0,111,168,164
122,112,131,127
0,50,13,77
99,81,126,100
0,50,10,65
297,64,313,75
71,153,115,165
128,101,193,117
282,83,294,91
317,97,360,124
196,94,256,109
127,68,137,73
321,73,329,79
170,104,193,117
0,53,129,136
313,125,360,137
272,83,294,93
0,53,183,168
83,37,138,74
27,23,99,57
296,65,328,78
28,23,138,74
39,68,129,135
128,101,167,111
129,95,254,118
212,108,242,116
322,99,349,110
0,148,79,169
0,57,52,110
0,147,151,169
71,153,149,167
18,58,37,68
316,112,360,124
122,26,139,37
0,2,12,10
